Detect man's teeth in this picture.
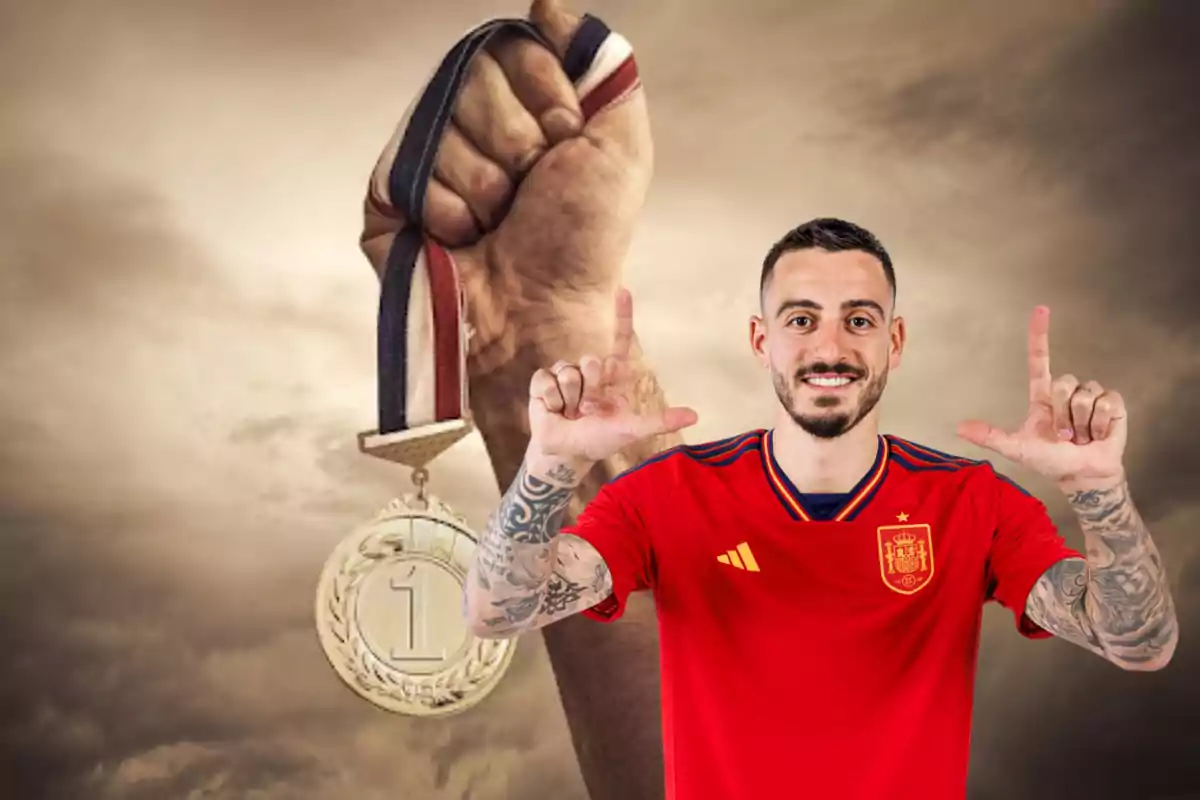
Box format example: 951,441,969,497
805,376,853,387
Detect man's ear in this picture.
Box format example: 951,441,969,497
889,315,906,370
749,314,770,368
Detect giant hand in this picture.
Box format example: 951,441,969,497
359,3,668,799
361,0,653,375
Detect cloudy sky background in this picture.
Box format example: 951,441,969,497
1,0,1197,797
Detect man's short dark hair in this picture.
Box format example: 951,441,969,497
759,217,895,301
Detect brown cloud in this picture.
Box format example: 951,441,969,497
2,0,1198,797
0,127,584,799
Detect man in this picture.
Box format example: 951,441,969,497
462,217,1179,800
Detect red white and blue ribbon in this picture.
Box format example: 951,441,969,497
374,14,640,434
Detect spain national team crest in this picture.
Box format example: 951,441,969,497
877,524,935,595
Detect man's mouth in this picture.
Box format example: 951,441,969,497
801,373,860,389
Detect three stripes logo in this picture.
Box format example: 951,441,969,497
716,542,760,572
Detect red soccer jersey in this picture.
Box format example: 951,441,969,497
567,429,1080,800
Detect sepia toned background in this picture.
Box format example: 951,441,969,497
2,0,1197,797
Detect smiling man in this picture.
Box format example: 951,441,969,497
463,217,1179,800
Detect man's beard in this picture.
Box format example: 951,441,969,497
772,361,888,439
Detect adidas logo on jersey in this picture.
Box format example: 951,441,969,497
717,542,760,572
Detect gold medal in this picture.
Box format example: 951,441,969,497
315,227,517,715
315,421,517,717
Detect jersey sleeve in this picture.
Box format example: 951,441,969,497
984,469,1083,639
563,474,655,624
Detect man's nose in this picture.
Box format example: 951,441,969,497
808,323,847,363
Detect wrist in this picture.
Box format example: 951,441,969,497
525,444,594,488
1056,470,1127,496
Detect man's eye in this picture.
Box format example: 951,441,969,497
849,317,873,329
788,317,812,327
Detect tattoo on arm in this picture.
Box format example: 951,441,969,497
498,462,576,546
465,460,614,636
537,539,614,621
1025,479,1178,670
1024,559,1105,656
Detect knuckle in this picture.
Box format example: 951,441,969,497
468,162,511,205
487,116,545,169
458,56,546,168
464,51,487,77
556,376,580,398
504,136,546,174
464,49,501,85
484,32,524,65
497,113,538,146
1053,384,1077,403
424,182,479,246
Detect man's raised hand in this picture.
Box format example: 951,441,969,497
956,306,1128,489
529,289,698,465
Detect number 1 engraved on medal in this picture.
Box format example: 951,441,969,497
388,566,445,662
316,491,516,716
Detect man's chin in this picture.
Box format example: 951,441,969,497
792,411,856,440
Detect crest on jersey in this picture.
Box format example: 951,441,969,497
877,524,935,595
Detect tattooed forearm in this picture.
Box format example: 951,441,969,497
541,573,588,617
468,460,574,632
463,453,616,638
541,560,612,615
496,462,576,546
1025,479,1178,670
1025,559,1105,656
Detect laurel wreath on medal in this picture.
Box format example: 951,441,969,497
319,496,516,716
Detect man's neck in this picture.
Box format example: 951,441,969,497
770,411,882,495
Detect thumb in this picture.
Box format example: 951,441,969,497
529,0,581,59
661,406,699,433
956,420,1023,461
635,406,699,438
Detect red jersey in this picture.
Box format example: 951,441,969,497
567,429,1080,800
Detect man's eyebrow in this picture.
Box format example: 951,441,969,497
774,299,821,318
844,299,886,317
774,298,886,318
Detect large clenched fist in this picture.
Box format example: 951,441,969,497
529,289,698,463
361,0,653,375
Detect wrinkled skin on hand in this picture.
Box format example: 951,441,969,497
359,2,671,798
362,0,653,370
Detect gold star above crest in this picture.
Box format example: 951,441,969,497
896,512,909,522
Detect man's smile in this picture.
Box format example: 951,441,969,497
799,369,863,392
802,373,857,389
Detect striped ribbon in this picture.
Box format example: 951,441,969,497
376,13,640,435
